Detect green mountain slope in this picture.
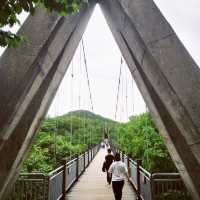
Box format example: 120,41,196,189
22,110,117,173
22,110,176,174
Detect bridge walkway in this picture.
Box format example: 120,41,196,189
66,148,137,200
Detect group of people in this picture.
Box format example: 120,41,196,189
103,148,129,200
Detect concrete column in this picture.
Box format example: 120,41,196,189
0,2,95,199
100,0,200,199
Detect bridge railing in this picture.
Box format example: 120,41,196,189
151,173,189,199
6,173,48,200
117,150,189,200
48,145,99,200
7,145,100,200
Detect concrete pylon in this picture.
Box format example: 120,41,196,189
99,0,200,199
0,2,95,199
1,0,200,199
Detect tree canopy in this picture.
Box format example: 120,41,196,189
0,0,87,47
23,110,177,174
111,113,176,173
21,110,188,200
22,110,116,173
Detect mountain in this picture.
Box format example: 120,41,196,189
62,110,116,123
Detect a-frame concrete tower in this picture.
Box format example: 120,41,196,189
0,0,200,199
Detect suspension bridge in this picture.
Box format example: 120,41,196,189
6,145,187,200
0,0,200,199
66,148,136,200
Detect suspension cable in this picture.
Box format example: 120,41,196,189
114,57,123,120
144,104,150,167
78,43,82,146
131,77,135,116
53,88,60,167
70,59,74,159
53,105,57,167
125,66,128,121
120,65,124,122
81,39,94,112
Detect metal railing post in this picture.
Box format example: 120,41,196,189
90,148,92,161
76,154,79,180
122,151,125,162
83,152,86,171
62,162,67,200
136,159,142,200
45,175,50,200
88,148,90,165
150,174,154,200
127,154,131,176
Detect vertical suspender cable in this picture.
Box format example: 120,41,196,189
114,57,123,121
81,39,94,112
70,59,74,159
125,66,128,121
114,57,123,148
144,104,150,168
120,64,124,122
81,38,94,146
53,88,60,167
53,105,57,167
78,43,82,146
131,78,135,116
83,106,86,145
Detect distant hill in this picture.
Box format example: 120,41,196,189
23,110,118,173
61,110,117,123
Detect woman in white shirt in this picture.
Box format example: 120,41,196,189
108,153,129,200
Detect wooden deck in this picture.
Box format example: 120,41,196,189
66,148,137,200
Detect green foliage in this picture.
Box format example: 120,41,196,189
23,110,177,175
112,113,176,173
22,146,53,173
0,30,26,47
22,110,116,173
0,0,87,47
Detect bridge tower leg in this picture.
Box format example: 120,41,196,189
99,0,200,199
0,3,95,199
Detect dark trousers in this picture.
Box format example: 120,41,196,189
112,180,124,200
106,171,112,184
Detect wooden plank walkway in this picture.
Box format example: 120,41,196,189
66,148,137,200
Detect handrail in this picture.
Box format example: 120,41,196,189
111,146,189,200
139,166,151,178
152,173,180,178
129,158,137,166
7,144,100,200
49,169,64,180
8,144,188,200
48,166,64,177
67,157,77,166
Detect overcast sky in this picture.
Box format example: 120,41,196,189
1,1,200,122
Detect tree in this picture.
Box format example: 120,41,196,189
22,110,115,172
0,0,87,47
115,113,177,173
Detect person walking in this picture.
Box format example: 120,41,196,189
104,148,114,184
108,153,129,200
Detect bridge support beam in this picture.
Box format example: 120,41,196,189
0,3,95,199
100,0,200,199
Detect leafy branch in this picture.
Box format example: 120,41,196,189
0,0,87,47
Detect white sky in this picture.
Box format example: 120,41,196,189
1,1,200,122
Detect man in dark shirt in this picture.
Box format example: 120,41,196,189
105,148,114,184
